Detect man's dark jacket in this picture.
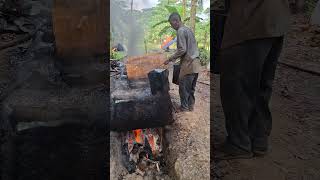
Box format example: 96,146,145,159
221,0,291,49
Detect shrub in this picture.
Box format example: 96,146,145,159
199,48,210,66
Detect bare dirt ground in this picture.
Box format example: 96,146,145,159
110,67,210,180
212,14,320,180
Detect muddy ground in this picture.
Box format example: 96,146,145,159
110,67,210,180
212,13,320,180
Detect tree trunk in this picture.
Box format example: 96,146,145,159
190,0,197,33
182,0,186,20
204,30,208,49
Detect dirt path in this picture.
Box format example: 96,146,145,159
165,68,210,180
212,14,320,180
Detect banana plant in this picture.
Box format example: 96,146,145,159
151,5,203,37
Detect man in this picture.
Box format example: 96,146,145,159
215,0,291,160
164,12,201,112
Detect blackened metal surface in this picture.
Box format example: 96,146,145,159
148,69,169,95
12,124,107,180
110,88,173,131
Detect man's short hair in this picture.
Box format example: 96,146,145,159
168,12,181,22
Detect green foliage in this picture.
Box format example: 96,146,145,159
150,2,205,41
152,20,168,28
184,16,203,23
159,25,173,37
199,48,210,66
110,51,126,60
110,0,210,60
165,5,179,13
306,0,318,16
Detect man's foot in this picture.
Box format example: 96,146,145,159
252,139,269,157
214,143,253,160
253,148,268,157
177,106,190,112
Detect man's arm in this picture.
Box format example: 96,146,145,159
168,29,187,62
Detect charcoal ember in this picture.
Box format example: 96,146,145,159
148,69,169,95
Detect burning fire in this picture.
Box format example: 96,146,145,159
133,129,143,144
123,128,163,175
126,128,161,156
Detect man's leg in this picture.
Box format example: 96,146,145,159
188,73,198,111
249,37,284,155
179,74,197,111
218,38,274,159
179,75,191,111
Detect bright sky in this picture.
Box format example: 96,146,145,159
125,0,210,11
124,0,158,10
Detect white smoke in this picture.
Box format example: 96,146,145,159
124,0,158,10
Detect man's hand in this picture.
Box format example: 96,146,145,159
164,59,171,65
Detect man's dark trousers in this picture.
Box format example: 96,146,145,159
220,37,284,152
179,73,198,110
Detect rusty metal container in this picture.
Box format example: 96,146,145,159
53,0,108,59
126,53,167,80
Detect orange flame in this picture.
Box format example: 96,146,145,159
133,129,143,144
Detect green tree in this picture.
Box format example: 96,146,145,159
190,0,198,32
